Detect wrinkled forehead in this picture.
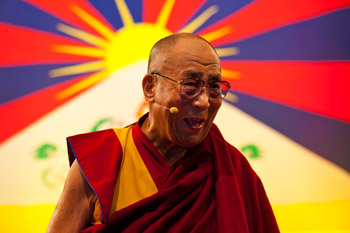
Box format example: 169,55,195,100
174,37,219,57
166,38,220,68
148,36,221,76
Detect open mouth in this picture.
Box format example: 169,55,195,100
184,118,205,129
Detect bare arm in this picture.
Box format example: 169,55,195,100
47,160,96,233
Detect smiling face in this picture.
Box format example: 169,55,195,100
144,35,222,151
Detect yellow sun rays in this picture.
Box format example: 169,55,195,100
52,2,120,100
49,61,105,78
201,26,233,42
216,47,240,57
56,23,109,48
222,69,240,79
51,45,105,58
115,0,134,27
180,5,219,33
225,92,239,103
156,0,175,28
51,0,239,101
70,4,115,40
56,71,110,100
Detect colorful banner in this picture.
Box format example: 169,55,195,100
1,0,349,232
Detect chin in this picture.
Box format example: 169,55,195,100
178,134,207,148
174,123,211,147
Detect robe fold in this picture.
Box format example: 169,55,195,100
67,115,279,233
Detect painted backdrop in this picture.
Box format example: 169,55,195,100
1,0,349,232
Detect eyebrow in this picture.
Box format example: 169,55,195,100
209,75,221,81
184,70,202,78
183,70,221,82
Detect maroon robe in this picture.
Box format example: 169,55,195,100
67,115,280,233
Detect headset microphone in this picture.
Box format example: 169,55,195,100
153,102,179,115
168,107,179,115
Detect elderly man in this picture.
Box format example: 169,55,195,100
47,33,279,233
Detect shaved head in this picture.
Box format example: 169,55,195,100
141,31,222,156
147,33,219,73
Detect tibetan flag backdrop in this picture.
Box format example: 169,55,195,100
0,0,349,232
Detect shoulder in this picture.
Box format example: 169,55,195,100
67,128,119,144
66,126,137,167
66,129,119,165
209,124,248,160
209,123,258,178
67,124,137,145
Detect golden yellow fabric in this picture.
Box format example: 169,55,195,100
91,126,158,224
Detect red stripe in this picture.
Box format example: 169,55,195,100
0,23,98,66
23,0,115,36
222,61,350,122
143,0,205,32
143,0,166,23
198,0,349,46
0,74,93,144
165,0,206,32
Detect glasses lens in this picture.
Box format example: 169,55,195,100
220,82,230,98
180,78,203,97
207,81,222,99
180,78,230,99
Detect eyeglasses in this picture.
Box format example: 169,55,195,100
151,72,231,99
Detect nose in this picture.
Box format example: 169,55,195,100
192,87,210,110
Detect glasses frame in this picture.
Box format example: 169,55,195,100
151,72,231,99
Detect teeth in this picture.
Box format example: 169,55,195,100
185,118,203,128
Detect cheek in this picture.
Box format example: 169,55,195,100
209,101,222,117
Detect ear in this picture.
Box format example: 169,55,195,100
142,73,156,102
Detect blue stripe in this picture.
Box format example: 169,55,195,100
66,137,105,223
0,63,94,104
88,0,143,30
0,0,74,38
225,90,350,172
188,0,253,33
219,8,350,60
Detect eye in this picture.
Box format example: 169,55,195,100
182,78,200,87
209,82,221,89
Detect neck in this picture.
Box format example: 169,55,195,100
140,116,187,166
161,147,187,166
